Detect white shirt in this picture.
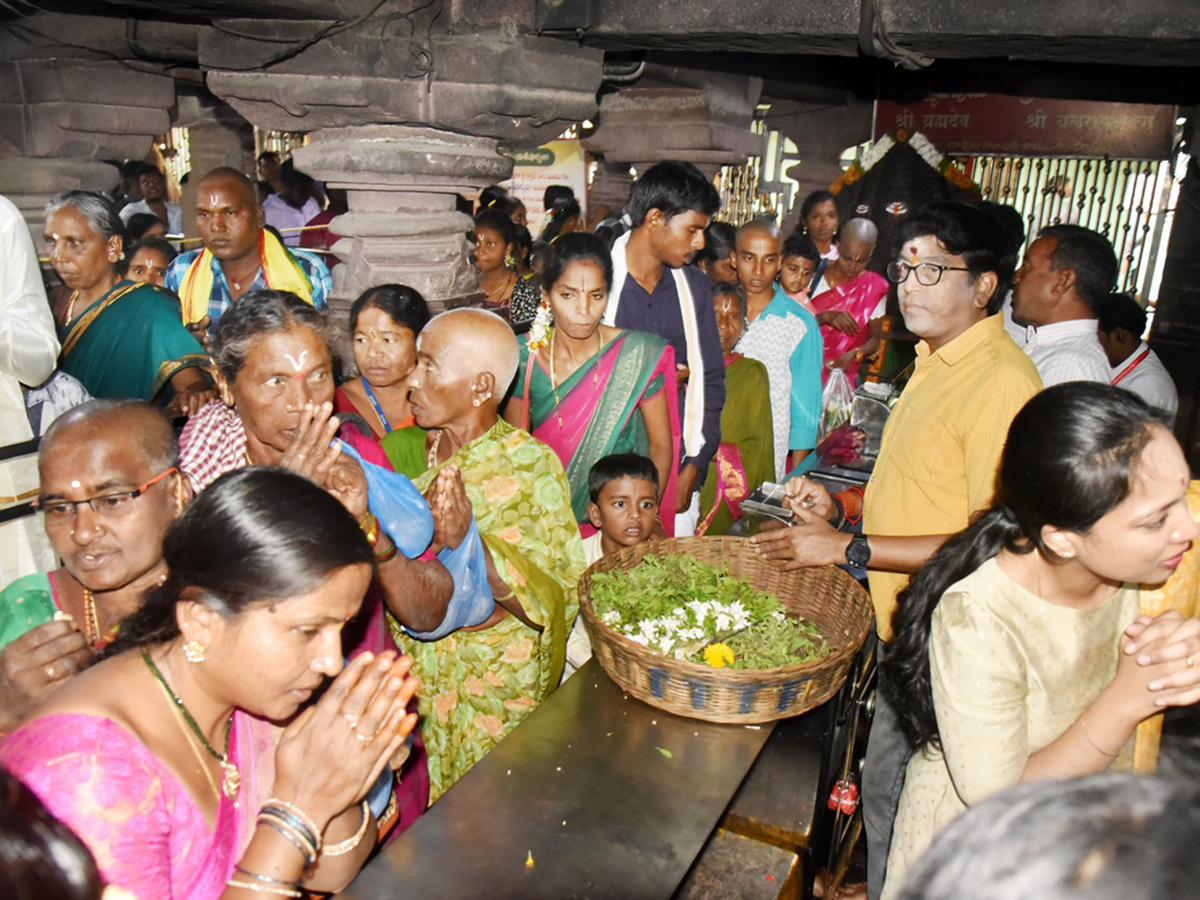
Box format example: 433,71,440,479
1022,318,1111,386
119,198,184,237
0,194,60,581
263,194,321,246
1111,341,1179,425
737,311,810,481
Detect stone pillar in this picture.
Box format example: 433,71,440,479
765,99,874,233
583,66,765,186
293,126,512,315
0,55,173,244
198,15,603,309
586,160,634,225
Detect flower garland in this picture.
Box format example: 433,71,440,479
830,129,980,195
527,299,552,350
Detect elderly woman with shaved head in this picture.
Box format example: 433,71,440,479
382,308,585,800
810,216,890,383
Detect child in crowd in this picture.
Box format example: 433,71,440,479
696,221,737,283
778,232,821,313
563,453,659,679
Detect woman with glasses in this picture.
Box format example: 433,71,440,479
0,400,188,733
809,217,890,384
1,466,421,900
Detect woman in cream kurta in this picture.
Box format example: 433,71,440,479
884,558,1138,897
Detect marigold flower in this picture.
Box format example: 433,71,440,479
703,642,736,668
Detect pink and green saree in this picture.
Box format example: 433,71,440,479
515,329,681,534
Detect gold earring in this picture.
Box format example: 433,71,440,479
175,475,186,514
183,640,206,664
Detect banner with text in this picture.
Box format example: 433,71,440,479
499,140,588,238
874,94,1175,159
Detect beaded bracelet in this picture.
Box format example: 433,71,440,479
225,877,302,897
323,800,372,857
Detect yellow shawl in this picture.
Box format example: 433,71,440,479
178,230,314,324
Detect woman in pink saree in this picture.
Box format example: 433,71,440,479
0,468,420,900
505,233,680,535
810,217,889,384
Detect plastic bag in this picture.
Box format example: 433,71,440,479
819,367,855,444
338,441,494,640
338,441,433,558
409,519,496,640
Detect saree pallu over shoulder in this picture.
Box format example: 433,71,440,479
382,420,585,800
59,280,208,401
518,329,680,529
0,710,278,900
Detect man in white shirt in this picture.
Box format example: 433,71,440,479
1097,292,1178,424
1010,224,1115,386
0,194,60,581
118,165,183,236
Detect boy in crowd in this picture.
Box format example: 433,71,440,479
778,231,821,311
562,454,660,680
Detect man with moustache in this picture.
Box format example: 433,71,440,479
753,201,1041,900
602,161,725,535
165,167,330,338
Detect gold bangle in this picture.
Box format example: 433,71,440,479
323,800,372,857
225,878,302,897
494,587,516,602
1078,714,1120,758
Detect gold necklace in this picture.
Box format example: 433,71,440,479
143,651,239,800
64,290,81,323
426,429,443,468
481,270,515,301
82,588,100,646
154,674,223,802
548,327,605,428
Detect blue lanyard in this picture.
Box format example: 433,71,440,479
360,376,392,434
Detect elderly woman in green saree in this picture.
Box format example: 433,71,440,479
503,232,680,536
382,308,585,800
698,281,775,536
45,191,210,415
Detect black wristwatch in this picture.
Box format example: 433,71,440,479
845,534,871,568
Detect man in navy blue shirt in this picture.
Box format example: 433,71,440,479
603,162,725,535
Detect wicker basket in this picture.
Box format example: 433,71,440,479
578,536,872,724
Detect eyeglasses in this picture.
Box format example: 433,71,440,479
886,261,973,286
35,467,178,521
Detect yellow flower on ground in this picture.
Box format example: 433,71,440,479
703,642,736,668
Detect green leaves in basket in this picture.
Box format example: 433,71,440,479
715,613,828,670
588,553,827,669
590,554,779,624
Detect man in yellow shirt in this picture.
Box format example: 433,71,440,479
754,201,1040,900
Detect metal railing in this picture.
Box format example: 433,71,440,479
958,155,1176,300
